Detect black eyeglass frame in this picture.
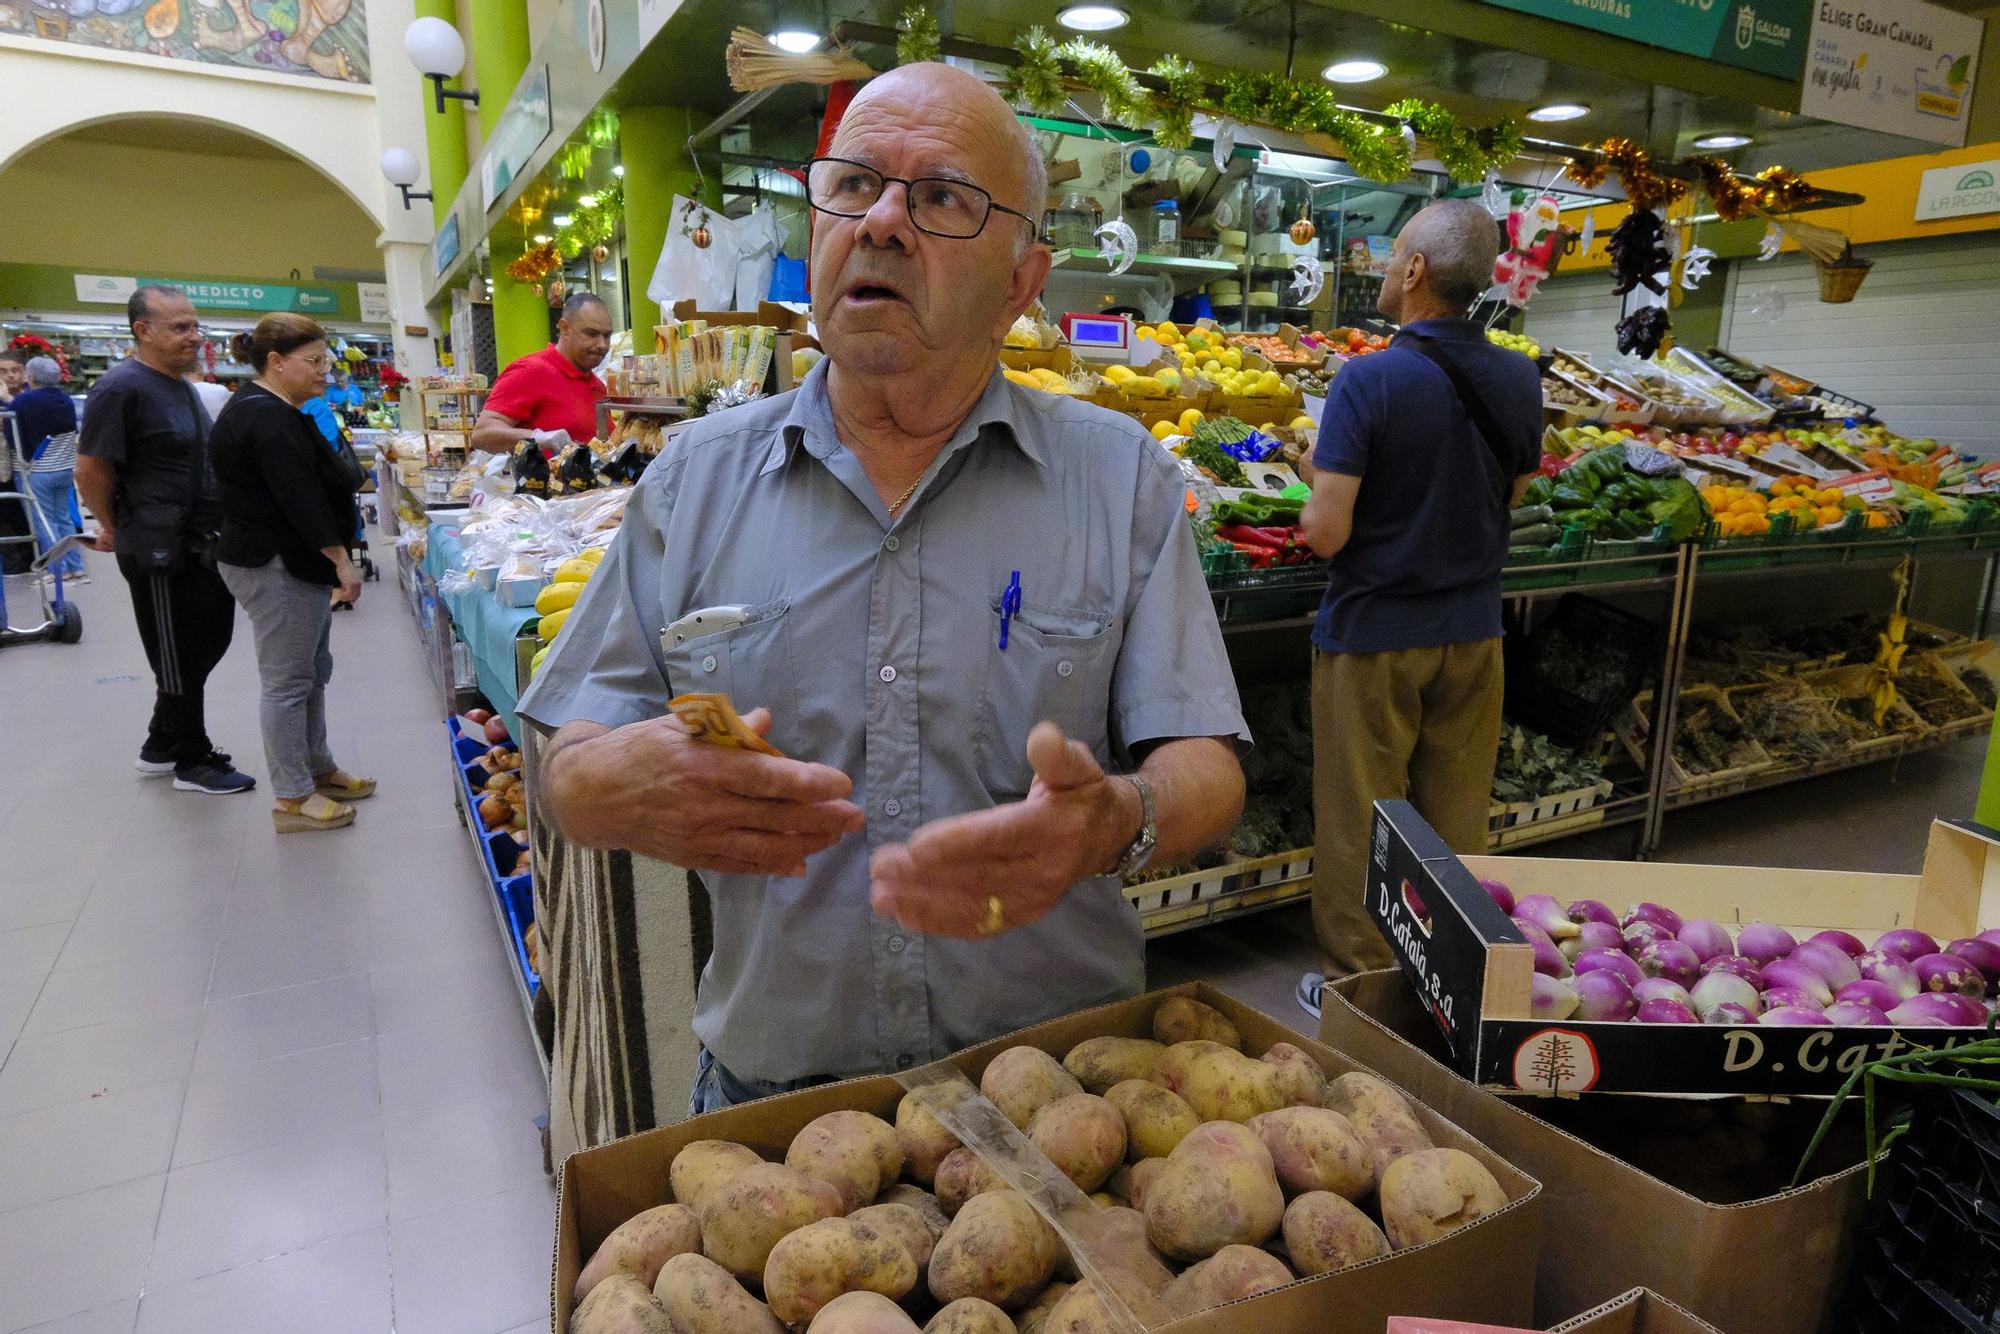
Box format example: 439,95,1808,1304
803,156,1039,240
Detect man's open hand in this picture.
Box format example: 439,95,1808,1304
868,722,1139,939
547,708,865,876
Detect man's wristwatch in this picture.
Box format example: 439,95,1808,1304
1110,774,1158,879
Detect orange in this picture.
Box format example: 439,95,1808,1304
1745,515,1771,535
1817,506,1844,527
1865,511,1891,529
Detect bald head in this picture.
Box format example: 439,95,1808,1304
1383,199,1502,319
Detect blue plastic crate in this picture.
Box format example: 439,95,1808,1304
499,873,539,992
484,831,524,882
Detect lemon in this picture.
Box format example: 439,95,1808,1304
1179,407,1204,433
1103,364,1136,383
1221,348,1242,370
1290,415,1315,430
1150,419,1176,442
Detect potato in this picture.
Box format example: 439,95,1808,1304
1087,1192,1119,1209
670,1139,765,1213
1324,1074,1432,1184
1054,1205,1159,1283
1151,996,1241,1050
1260,1042,1328,1107
575,1203,703,1301
1281,1192,1391,1276
1322,1072,1420,1127
897,1092,962,1186
1061,1037,1166,1094
1028,1094,1126,1193
1154,1042,1287,1122
1040,1270,1162,1333
1245,1107,1372,1200
651,1253,784,1333
790,1111,903,1215
806,1290,924,1333
851,1202,938,1271
934,1147,1007,1216
572,1273,674,1334
1160,1244,1295,1313
699,1162,844,1281
1101,1080,1199,1162
765,1215,921,1324
1379,1148,1508,1249
1015,1281,1073,1334
928,1191,1061,1309
1142,1122,1284,1262
1123,1158,1164,1212
980,1047,1084,1130
924,1297,1015,1333
877,1184,951,1241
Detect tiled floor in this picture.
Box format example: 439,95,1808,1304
2,531,1989,1331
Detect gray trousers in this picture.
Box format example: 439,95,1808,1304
220,558,336,800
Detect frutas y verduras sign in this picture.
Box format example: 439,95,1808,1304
1801,0,1985,146
1476,0,1811,79
1916,159,2000,221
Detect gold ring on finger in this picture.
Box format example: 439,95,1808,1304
981,894,1006,936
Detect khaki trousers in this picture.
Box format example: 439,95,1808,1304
1310,639,1505,974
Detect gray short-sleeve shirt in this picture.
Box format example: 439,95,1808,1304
519,361,1247,1082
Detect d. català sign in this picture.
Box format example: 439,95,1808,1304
1916,159,2000,221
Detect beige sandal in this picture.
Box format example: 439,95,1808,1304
313,770,377,801
273,792,357,832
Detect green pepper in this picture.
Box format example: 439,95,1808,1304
1550,483,1596,509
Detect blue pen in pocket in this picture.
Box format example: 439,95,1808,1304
998,571,1022,650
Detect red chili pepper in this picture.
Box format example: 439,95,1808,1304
1218,524,1287,549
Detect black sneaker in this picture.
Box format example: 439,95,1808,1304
138,748,231,776
173,758,256,795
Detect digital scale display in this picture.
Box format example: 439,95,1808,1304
1059,313,1132,353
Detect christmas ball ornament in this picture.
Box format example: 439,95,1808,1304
529,282,543,298
691,225,713,250
1290,215,1317,246
548,277,566,304
591,243,610,264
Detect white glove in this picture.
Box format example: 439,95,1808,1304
531,429,573,450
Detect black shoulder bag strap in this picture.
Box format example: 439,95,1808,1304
178,379,218,547
1393,331,1520,504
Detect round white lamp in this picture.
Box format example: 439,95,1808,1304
380,146,431,209
405,18,478,113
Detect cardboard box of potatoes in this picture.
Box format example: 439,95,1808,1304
554,983,1543,1332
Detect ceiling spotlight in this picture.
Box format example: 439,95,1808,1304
1694,133,1753,149
613,164,625,177
1323,59,1387,83
552,214,574,227
1057,5,1129,31
578,194,599,206
1528,103,1590,122
767,28,821,52
533,234,552,243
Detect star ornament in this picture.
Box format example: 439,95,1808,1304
1680,244,1716,291
1095,219,1138,275
1758,222,1783,261
1290,254,1325,304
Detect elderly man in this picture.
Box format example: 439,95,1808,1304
0,349,24,405
1294,199,1543,1012
521,63,1246,1111
471,292,612,454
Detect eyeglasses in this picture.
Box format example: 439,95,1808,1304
291,352,333,370
148,318,203,336
805,157,1037,240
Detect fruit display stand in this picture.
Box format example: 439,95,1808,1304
446,716,544,1057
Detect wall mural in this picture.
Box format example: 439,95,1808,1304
0,0,370,82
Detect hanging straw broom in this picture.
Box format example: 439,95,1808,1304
725,27,878,92
1777,215,1872,304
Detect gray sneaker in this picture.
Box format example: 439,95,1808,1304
1296,972,1325,1020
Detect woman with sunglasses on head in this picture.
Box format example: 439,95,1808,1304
210,314,374,833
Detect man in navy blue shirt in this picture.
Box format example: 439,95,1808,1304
1295,198,1544,999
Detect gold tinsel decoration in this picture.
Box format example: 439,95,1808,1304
1568,139,1817,218
724,27,876,92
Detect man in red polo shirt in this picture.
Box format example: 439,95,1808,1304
471,292,612,453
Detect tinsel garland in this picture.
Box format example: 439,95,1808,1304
1147,54,1201,151
1059,38,1155,128
1385,99,1523,184
894,3,939,65
505,243,560,284
1011,25,1066,117
1567,138,1819,218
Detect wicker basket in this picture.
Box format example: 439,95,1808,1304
1817,256,1873,304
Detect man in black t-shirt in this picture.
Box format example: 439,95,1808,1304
76,286,254,795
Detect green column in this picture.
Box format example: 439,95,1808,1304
1976,712,2000,829
619,105,716,343
491,271,550,367
468,0,531,138
412,0,468,227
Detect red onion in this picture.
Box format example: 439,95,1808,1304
1913,953,1985,998
1808,930,1867,958
1690,971,1759,1019
1514,919,1573,978
1624,921,1675,954
1531,973,1579,1020
1760,987,1826,1013
1947,939,2000,993
1563,921,1625,961
1737,923,1797,965
1760,1006,1832,1026
1836,979,1904,1011
1873,929,1939,961
1887,993,1989,1027
1676,918,1735,964
1791,940,1862,991
1566,898,1619,928
1574,948,1643,987
1823,1000,1892,1026
1701,955,1764,988
1572,969,1637,1021
1635,997,1699,1024
1759,957,1834,1006
1858,950,1921,1001
1623,902,1684,935
1632,977,1692,1009
1406,884,1430,918
1705,1002,1759,1026
1479,878,1516,915
1639,940,1701,989
1978,928,2000,950
1516,894,1580,941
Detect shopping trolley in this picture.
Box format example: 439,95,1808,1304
0,409,82,648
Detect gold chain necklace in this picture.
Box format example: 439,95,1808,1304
885,475,923,516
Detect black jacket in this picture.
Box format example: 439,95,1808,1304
211,383,360,586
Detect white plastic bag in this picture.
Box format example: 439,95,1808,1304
648,197,739,310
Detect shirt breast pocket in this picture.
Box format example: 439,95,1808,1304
974,603,1122,801
659,599,795,743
